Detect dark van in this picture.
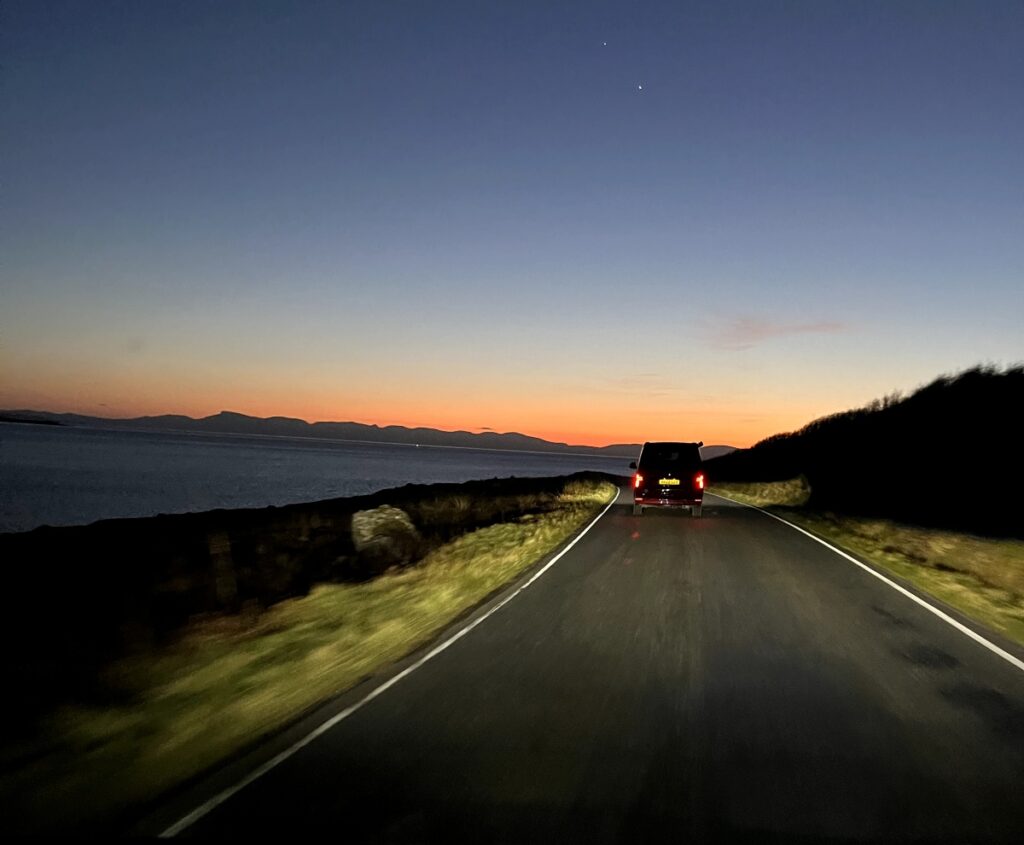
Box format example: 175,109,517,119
630,441,705,517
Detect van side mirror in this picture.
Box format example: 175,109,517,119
629,461,637,469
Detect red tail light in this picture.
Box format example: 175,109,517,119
634,473,643,489
695,472,705,490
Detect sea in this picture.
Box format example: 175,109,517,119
0,422,632,534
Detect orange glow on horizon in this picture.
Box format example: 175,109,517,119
0,361,850,451
0,384,824,450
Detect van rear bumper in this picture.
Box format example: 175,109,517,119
634,496,703,507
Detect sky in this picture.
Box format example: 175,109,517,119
2,0,1022,447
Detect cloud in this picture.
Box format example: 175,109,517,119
709,318,847,350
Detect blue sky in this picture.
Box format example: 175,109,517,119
2,1,1022,445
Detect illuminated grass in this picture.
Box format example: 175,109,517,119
2,480,616,833
710,480,1024,646
710,476,811,507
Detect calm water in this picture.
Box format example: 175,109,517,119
0,423,631,533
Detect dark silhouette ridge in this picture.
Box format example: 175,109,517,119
0,414,62,426
0,409,736,461
705,364,1024,537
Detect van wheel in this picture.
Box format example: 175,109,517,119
692,505,702,518
633,505,643,516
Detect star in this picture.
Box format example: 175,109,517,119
638,84,643,90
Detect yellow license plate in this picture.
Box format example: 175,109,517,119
659,478,680,486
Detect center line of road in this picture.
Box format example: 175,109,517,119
708,492,1024,674
159,489,621,837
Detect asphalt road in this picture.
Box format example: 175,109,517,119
155,490,1024,842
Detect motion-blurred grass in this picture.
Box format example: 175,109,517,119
709,476,811,508
710,480,1024,646
1,479,616,834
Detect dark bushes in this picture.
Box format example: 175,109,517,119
706,365,1023,537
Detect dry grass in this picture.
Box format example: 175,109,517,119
709,476,811,507
1,480,617,834
710,480,1024,646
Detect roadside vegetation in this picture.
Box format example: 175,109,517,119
710,479,1024,647
706,365,1023,538
0,478,616,834
705,364,1024,649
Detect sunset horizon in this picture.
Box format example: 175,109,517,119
5,3,1021,458
5,358,1018,450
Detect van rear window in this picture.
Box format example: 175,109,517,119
639,443,701,468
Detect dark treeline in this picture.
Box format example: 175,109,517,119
705,365,1023,537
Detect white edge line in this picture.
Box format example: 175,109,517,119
159,487,621,837
707,492,1024,673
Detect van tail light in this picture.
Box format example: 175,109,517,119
695,472,705,490
634,474,643,489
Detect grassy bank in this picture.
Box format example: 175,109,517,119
710,480,1024,646
1,479,616,834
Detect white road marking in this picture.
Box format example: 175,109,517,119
708,492,1024,673
160,489,621,837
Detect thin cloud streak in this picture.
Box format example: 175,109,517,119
709,318,848,350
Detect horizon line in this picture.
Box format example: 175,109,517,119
1,407,676,455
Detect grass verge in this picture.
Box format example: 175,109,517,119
710,480,1024,647
1,479,616,833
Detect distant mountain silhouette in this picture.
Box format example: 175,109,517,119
1,409,735,461
0,413,62,426
705,364,1023,537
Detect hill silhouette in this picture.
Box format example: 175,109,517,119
705,364,1023,537
0,409,736,461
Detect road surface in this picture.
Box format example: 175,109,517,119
146,490,1024,842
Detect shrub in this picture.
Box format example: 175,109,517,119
350,506,422,576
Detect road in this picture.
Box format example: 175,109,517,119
151,490,1024,842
